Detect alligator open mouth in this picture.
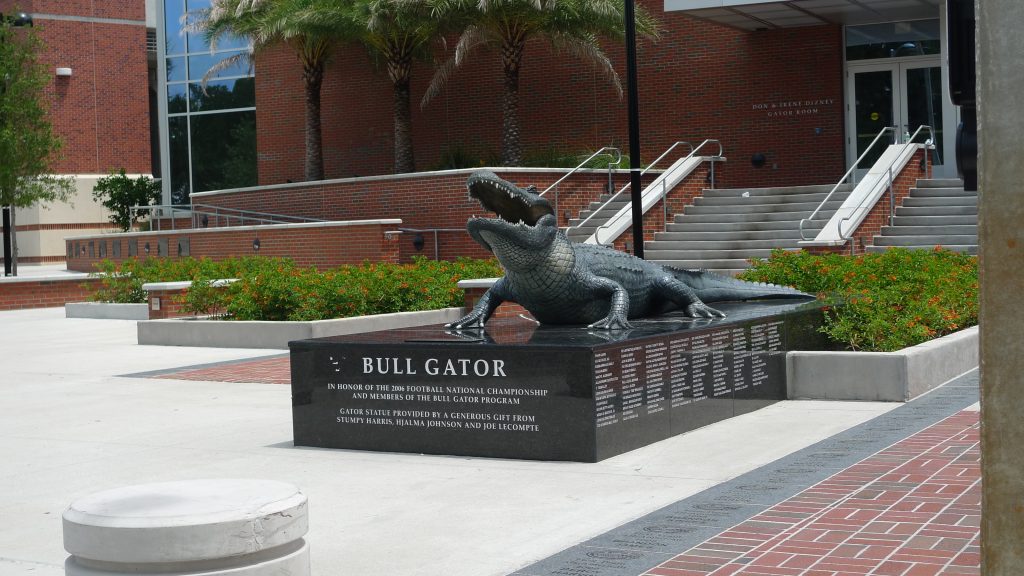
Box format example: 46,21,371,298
466,171,554,226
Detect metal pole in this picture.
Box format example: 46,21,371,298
624,0,644,258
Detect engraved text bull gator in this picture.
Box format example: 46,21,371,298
448,171,814,330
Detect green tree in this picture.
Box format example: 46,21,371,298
422,0,660,166
0,16,74,275
91,169,162,232
191,0,362,182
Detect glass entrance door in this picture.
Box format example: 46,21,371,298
847,61,946,177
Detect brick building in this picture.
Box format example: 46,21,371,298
3,0,959,266
0,0,156,266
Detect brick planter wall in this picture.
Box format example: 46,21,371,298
0,277,100,311
65,220,402,273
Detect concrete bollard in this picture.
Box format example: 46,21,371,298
62,479,309,575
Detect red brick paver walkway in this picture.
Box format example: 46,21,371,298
153,355,291,384
644,410,980,576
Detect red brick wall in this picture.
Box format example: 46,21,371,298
255,10,844,190
0,0,151,174
146,287,191,320
0,277,100,310
195,169,632,262
65,221,402,272
805,149,928,256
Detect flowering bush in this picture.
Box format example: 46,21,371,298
88,256,502,321
739,248,978,352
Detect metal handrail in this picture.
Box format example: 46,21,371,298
798,127,896,241
538,147,622,224
132,203,327,231
573,139,723,237
836,125,934,241
398,227,468,261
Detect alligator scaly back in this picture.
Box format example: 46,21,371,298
668,267,810,303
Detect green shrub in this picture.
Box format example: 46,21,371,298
739,248,978,352
88,256,501,320
91,169,162,231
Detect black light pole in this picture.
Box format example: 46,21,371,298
623,0,644,258
1,11,33,277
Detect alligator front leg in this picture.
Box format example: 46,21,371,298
446,278,512,329
654,276,726,318
586,276,632,330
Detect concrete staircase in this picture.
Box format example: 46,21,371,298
867,178,977,254
643,184,853,275
566,194,631,243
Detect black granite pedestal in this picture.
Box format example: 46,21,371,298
289,299,827,462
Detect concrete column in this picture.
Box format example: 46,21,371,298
977,1,1024,573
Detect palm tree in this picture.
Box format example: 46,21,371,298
191,0,361,182
363,0,451,173
422,0,659,166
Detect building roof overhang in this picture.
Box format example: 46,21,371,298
664,0,942,31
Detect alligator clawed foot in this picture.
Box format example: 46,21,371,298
587,315,633,330
686,302,726,319
445,314,486,330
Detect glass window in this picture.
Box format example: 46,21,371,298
164,0,186,55
168,116,191,204
188,77,255,112
166,57,186,82
846,20,940,61
189,111,257,192
188,50,251,81
168,83,188,114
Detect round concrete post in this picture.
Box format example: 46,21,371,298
62,479,309,575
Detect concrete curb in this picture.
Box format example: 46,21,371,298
137,307,466,349
786,326,979,401
65,302,149,320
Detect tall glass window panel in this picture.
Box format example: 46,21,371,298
905,67,944,165
846,20,940,61
189,78,255,112
168,116,191,205
853,70,894,169
164,0,186,55
167,83,188,114
187,51,251,81
189,111,257,192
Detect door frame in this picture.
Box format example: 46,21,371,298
845,55,954,179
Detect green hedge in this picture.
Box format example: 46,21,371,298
88,256,502,321
738,248,978,352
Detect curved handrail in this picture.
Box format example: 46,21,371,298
538,147,622,224
573,139,722,236
799,126,895,241
836,125,934,239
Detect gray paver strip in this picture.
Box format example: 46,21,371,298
513,370,980,576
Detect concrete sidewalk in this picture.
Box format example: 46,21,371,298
0,307,976,576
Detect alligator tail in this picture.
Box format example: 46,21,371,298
668,267,814,303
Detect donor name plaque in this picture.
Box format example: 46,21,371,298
289,300,826,462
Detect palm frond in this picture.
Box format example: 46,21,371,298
421,25,489,107
553,33,622,97
199,51,253,91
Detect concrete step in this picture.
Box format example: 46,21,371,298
890,215,977,227
866,244,977,255
873,234,977,246
684,200,844,216
878,225,977,236
894,205,977,217
651,256,786,270
692,191,850,207
915,178,964,188
666,220,826,233
907,187,973,198
674,210,838,224
645,239,803,250
900,196,977,208
643,248,782,260
700,184,849,198
654,229,804,241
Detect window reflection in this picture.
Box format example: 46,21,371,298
189,111,257,192
189,78,255,112
168,117,190,204
166,57,185,82
167,83,188,113
164,0,186,55
846,20,940,61
188,51,250,81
